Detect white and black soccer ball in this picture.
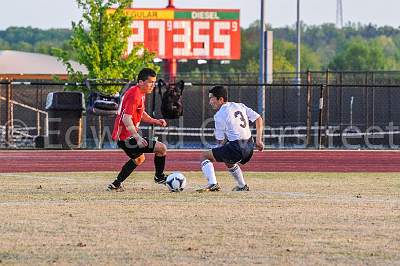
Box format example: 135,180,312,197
166,172,187,192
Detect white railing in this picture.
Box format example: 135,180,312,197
0,96,48,145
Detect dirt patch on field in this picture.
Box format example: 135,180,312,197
0,172,399,265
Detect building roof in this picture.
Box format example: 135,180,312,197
0,50,88,75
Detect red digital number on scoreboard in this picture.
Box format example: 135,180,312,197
125,9,240,60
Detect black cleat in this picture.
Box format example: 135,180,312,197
232,184,250,191
107,183,125,192
196,183,221,192
154,173,167,185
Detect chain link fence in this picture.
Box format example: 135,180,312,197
1,71,400,149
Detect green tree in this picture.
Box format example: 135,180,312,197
372,36,400,69
54,0,159,95
245,58,260,73
273,39,321,71
328,38,387,70
0,39,11,50
15,41,33,52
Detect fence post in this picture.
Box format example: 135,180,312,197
324,87,330,147
97,115,102,149
4,79,9,147
10,82,14,143
324,70,330,147
268,82,272,130
0,81,2,128
364,71,369,132
5,80,13,147
36,86,41,136
317,84,327,149
44,113,48,137
371,71,376,130
201,72,205,124
339,71,343,140
151,77,157,140
306,71,312,147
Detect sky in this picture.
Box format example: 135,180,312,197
0,0,399,30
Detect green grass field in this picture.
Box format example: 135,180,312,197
0,172,399,265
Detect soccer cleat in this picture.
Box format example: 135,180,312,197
196,183,221,192
107,183,125,192
232,184,250,191
154,173,167,185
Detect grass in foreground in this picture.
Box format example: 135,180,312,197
0,171,399,265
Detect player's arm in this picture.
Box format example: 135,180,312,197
214,114,226,146
254,116,264,151
217,139,227,147
121,114,148,148
141,111,167,127
243,104,264,151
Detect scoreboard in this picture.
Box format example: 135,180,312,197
122,8,241,60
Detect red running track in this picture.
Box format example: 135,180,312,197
1,150,400,173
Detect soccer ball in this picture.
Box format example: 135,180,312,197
166,172,187,192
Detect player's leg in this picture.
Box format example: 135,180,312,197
108,139,145,191
152,141,168,184
108,155,145,191
198,150,219,189
124,137,167,184
226,138,254,191
225,162,249,191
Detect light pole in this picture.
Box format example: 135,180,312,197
258,0,266,122
296,0,301,125
296,0,301,84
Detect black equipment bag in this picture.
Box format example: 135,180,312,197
87,91,120,116
85,79,128,116
158,79,184,119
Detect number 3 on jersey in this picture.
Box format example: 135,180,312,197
234,111,247,128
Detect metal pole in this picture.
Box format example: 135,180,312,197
317,84,325,149
365,71,369,131
264,31,267,85
0,81,2,128
350,96,354,128
306,71,312,147
97,116,102,149
36,87,40,135
165,0,176,81
324,70,330,147
258,0,266,121
5,79,10,147
10,82,13,139
80,113,85,148
165,58,177,81
296,0,301,127
44,113,49,136
151,79,157,140
201,73,205,124
322,84,329,148
296,0,301,83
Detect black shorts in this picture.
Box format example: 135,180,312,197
212,138,254,165
117,137,157,160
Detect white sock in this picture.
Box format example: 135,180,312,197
201,160,217,185
228,164,246,187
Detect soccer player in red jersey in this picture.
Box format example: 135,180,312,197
107,68,168,191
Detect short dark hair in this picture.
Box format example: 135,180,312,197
209,85,228,101
137,68,156,82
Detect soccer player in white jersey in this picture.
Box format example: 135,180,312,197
198,85,264,192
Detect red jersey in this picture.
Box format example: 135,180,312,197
112,85,146,141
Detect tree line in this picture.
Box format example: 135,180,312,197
1,22,400,73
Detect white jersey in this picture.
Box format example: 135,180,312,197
214,102,260,141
